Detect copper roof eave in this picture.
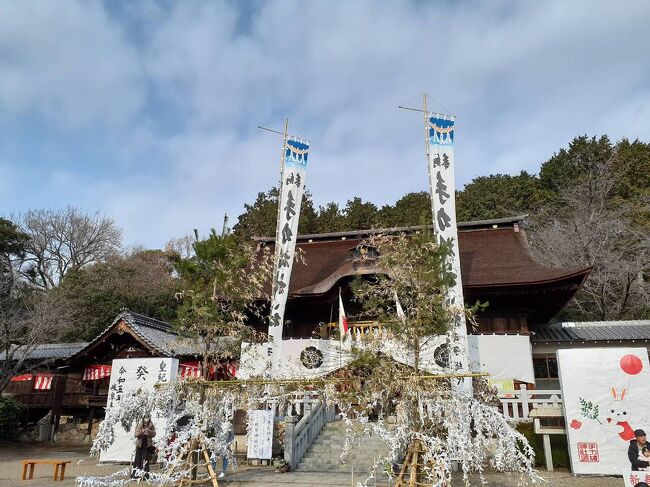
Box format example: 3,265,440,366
253,215,529,243
290,262,385,296
462,266,593,289
287,265,592,298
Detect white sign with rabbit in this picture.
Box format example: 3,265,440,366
558,348,650,475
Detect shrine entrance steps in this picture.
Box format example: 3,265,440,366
295,419,390,474
220,469,390,486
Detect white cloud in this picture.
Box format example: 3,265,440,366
0,1,144,128
1,0,649,247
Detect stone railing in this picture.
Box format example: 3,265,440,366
498,385,562,420
284,401,336,470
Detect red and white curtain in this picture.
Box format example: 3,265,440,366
178,361,238,380
34,374,53,390
179,361,201,379
9,373,54,390
83,364,112,381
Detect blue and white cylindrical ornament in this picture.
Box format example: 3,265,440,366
425,113,471,389
268,136,310,367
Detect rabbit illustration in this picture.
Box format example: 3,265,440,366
603,383,636,442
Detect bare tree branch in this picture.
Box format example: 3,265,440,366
15,207,122,289
530,153,650,320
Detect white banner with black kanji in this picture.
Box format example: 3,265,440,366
425,113,470,377
268,136,309,361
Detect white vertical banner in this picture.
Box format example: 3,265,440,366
99,357,178,462
268,134,309,366
558,348,650,475
425,111,471,389
246,409,274,460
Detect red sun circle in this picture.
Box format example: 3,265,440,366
620,354,643,375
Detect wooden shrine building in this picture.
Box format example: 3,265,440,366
2,215,595,434
254,215,592,338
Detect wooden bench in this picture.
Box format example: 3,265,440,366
21,460,71,481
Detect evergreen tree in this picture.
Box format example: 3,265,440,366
315,202,346,233
56,250,179,340
379,191,432,228
342,197,380,230
455,172,540,222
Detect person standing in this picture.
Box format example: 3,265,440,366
211,421,235,478
132,415,157,479
628,429,650,471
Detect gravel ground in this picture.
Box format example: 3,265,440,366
0,443,624,486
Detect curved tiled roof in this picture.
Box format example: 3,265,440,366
256,219,591,297
0,342,88,361
120,311,193,355
68,310,203,361
532,321,650,342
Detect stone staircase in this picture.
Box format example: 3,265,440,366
296,420,390,474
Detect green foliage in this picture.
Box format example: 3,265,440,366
456,172,540,222
342,197,380,230
538,135,614,198
234,190,434,238
0,218,29,296
233,189,280,240
0,396,23,441
516,422,570,468
175,231,243,287
315,202,346,233
233,188,321,239
174,231,274,363
0,218,29,256
56,250,179,340
379,191,432,228
579,397,600,421
351,229,463,371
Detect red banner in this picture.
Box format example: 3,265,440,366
83,364,112,381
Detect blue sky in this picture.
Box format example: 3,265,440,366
1,1,649,249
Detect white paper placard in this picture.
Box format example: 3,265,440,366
99,357,178,462
246,409,274,460
623,470,650,486
558,348,650,475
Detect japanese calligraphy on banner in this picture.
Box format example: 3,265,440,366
558,348,650,475
624,470,650,486
99,357,178,462
425,113,470,379
268,135,310,360
246,409,274,460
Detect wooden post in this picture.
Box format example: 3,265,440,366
201,444,220,487
542,432,553,472
51,374,67,442
520,384,530,419
85,407,95,441
284,415,296,470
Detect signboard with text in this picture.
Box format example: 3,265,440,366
246,409,274,460
558,348,650,475
99,357,178,462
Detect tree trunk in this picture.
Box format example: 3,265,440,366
0,371,13,394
